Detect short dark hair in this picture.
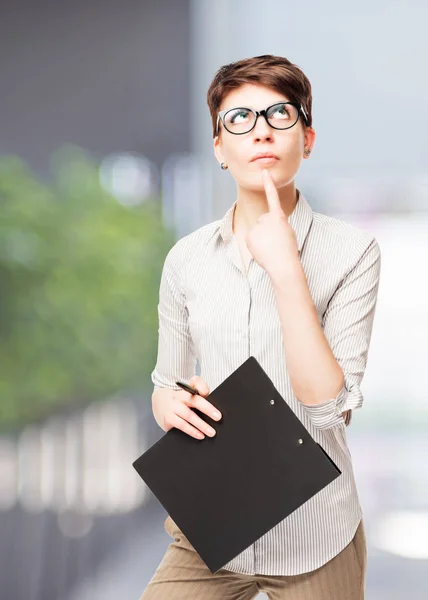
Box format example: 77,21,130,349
207,54,312,138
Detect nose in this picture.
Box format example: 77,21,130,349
251,114,274,142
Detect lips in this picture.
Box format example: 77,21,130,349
250,153,279,163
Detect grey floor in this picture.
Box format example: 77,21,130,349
65,497,269,599
65,497,428,600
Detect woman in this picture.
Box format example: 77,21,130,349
141,54,381,600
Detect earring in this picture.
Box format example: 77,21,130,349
304,148,312,156
220,162,228,170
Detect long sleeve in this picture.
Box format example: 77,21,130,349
303,237,381,430
151,245,197,393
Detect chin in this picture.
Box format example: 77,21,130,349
247,169,293,190
240,176,267,191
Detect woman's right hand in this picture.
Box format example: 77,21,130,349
152,375,222,440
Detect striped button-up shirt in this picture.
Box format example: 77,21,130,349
151,190,381,576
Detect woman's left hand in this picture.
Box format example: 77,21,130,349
245,169,299,279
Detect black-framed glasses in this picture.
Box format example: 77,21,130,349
214,101,308,137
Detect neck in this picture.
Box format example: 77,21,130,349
232,180,298,236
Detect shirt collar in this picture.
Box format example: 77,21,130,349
218,189,313,253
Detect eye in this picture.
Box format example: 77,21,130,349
225,108,251,125
270,104,291,120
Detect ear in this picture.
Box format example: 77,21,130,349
304,126,316,156
213,136,225,166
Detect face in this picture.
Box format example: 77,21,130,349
213,83,315,191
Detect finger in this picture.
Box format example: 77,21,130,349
262,169,283,214
180,388,222,421
188,375,210,397
175,405,217,437
169,413,207,440
189,394,222,421
187,376,222,420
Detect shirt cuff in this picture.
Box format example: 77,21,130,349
302,385,349,429
151,369,182,393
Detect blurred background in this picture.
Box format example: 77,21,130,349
0,0,427,598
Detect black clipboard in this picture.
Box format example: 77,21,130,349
133,356,341,573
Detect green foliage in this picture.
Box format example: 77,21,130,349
0,145,176,429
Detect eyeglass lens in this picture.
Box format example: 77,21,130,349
223,103,300,134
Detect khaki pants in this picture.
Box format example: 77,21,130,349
140,515,367,600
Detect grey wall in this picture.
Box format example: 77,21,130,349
0,0,190,176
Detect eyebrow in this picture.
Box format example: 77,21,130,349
222,100,290,111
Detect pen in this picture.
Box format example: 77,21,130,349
175,380,200,395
